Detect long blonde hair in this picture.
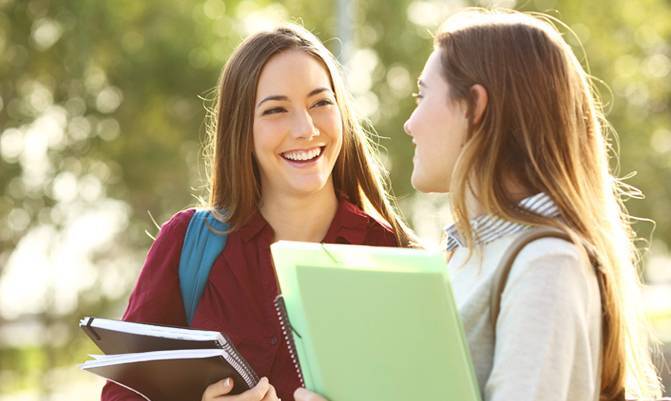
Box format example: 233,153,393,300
436,9,661,400
205,24,414,246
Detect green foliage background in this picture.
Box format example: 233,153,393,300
1,0,669,398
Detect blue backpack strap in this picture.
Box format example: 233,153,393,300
178,209,229,325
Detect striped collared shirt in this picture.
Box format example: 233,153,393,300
445,192,561,251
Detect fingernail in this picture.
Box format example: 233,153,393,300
224,378,231,387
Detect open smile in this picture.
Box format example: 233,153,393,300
280,146,325,165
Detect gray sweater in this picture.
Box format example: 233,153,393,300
448,231,602,401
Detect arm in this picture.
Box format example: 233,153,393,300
101,210,192,401
484,239,601,401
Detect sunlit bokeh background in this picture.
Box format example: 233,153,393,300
1,0,670,399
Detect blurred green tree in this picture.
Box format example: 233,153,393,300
0,0,669,397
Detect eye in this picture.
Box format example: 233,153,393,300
412,92,423,105
311,98,334,108
262,107,286,116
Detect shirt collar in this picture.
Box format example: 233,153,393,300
238,209,270,243
322,197,371,244
444,192,561,251
239,197,371,244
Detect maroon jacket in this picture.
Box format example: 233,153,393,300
101,198,398,401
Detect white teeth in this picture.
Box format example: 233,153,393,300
282,147,322,161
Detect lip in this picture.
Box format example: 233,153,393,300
280,146,324,154
280,146,326,168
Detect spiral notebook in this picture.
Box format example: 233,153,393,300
79,317,258,400
270,242,482,401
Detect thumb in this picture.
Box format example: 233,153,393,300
221,377,234,392
202,377,234,400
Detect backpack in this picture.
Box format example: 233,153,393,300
178,209,229,325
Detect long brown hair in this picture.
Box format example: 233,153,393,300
436,9,661,400
204,24,414,246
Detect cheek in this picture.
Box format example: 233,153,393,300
426,101,449,130
333,116,343,148
253,120,282,154
251,130,264,161
315,109,343,145
410,104,437,140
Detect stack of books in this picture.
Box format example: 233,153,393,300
79,317,258,401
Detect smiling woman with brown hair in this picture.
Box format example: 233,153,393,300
100,24,415,401
206,26,414,246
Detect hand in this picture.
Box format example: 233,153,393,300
293,388,329,401
201,377,280,401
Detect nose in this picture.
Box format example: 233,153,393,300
403,118,413,137
291,110,319,140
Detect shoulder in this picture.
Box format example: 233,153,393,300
152,208,197,243
161,208,197,229
513,235,586,271
503,232,596,300
338,199,398,247
365,215,398,246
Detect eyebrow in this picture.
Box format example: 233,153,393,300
308,87,332,97
256,87,333,109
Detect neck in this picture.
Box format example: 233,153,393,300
259,184,339,243
463,187,484,218
462,179,532,218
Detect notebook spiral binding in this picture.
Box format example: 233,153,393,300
274,295,305,387
216,336,260,388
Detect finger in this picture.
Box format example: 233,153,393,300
202,377,234,400
260,384,278,401
232,377,270,401
293,388,328,401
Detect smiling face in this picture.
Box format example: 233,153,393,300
403,49,469,193
252,49,343,200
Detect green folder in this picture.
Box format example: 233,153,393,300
270,241,481,401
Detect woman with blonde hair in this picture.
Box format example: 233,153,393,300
101,24,414,401
296,9,663,401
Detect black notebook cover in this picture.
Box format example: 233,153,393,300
86,352,249,399
80,317,258,398
81,318,224,354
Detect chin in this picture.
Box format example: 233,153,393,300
410,173,429,193
411,183,431,193
411,174,448,194
288,178,331,196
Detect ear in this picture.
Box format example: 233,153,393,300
469,84,488,126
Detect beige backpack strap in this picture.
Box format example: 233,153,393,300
489,227,573,334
